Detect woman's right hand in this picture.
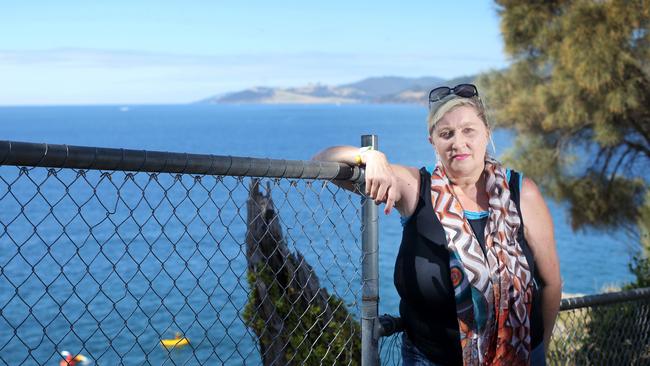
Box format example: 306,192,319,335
313,145,418,216
362,150,401,215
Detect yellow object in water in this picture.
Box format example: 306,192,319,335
160,336,190,348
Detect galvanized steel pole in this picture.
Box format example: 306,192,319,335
360,134,380,366
0,140,361,180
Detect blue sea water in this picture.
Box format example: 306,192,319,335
0,104,638,364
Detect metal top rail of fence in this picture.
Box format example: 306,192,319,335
558,286,650,310
0,140,362,180
0,139,381,366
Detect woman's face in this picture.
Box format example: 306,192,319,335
429,105,489,178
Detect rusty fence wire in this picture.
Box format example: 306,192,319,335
0,141,366,365
378,287,650,365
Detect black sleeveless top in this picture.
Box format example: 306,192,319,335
394,167,545,365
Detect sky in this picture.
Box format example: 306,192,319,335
0,1,509,105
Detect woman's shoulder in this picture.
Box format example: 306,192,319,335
517,176,552,230
519,176,544,205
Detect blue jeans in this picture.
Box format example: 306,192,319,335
401,333,547,366
401,333,442,366
530,342,547,366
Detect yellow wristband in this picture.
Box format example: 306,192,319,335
355,146,373,165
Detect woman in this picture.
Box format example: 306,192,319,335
313,84,561,365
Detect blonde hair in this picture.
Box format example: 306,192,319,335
427,96,489,135
427,96,495,153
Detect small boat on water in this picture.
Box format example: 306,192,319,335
59,351,89,366
160,333,190,348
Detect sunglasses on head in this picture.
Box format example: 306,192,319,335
428,84,479,109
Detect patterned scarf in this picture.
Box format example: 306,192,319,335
430,157,533,365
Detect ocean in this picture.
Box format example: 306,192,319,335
0,104,637,364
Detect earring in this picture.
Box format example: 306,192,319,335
489,135,497,154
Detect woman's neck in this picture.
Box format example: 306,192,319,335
447,169,484,191
448,170,488,211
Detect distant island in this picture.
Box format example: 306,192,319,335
196,75,476,105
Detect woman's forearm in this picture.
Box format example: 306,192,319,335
313,146,393,196
313,146,405,213
312,145,360,165
541,282,562,348
519,178,561,350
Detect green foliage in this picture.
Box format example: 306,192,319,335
627,255,650,289
485,4,650,361
551,301,650,364
628,191,650,287
242,264,361,365
640,190,650,254
480,0,649,245
561,173,645,230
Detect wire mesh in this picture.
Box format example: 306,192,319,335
377,289,650,365
547,292,650,365
0,165,362,365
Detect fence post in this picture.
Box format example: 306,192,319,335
361,134,380,366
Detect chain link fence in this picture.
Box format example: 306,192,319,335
4,140,648,365
0,141,368,365
547,288,650,365
378,287,650,365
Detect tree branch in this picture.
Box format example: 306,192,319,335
627,117,650,148
623,139,650,158
610,146,633,182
